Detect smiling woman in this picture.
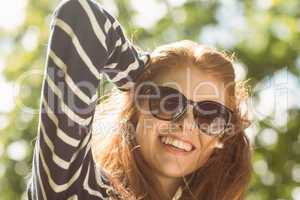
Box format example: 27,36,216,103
27,0,252,199
92,40,252,200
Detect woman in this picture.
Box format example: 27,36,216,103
92,41,252,200
27,0,252,199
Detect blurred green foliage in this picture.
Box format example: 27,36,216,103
0,0,299,199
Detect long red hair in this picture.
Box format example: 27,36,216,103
92,40,252,200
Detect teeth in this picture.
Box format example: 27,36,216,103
160,136,193,152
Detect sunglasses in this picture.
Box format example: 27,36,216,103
143,85,234,137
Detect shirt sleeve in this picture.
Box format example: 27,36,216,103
27,0,150,199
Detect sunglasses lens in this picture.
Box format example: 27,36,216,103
194,102,230,136
149,87,185,120
147,86,231,136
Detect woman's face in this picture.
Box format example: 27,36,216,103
134,64,228,178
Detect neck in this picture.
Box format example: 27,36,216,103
155,174,182,199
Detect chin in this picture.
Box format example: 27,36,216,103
156,159,196,178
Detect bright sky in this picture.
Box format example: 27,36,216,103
0,0,27,31
0,0,27,114
0,60,15,113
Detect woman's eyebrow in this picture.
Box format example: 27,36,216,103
157,85,189,99
157,85,183,94
158,85,181,91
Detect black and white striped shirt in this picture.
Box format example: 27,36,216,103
27,0,150,199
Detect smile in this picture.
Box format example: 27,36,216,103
159,135,196,153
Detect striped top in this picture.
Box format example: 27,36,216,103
27,0,150,199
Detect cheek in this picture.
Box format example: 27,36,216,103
135,115,159,151
200,136,220,153
185,137,220,172
193,137,219,166
134,116,165,172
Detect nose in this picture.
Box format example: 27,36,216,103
176,105,197,136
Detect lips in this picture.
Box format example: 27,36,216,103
159,134,196,153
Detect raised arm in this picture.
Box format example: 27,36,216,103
27,0,149,199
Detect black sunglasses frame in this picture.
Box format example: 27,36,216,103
146,86,234,137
